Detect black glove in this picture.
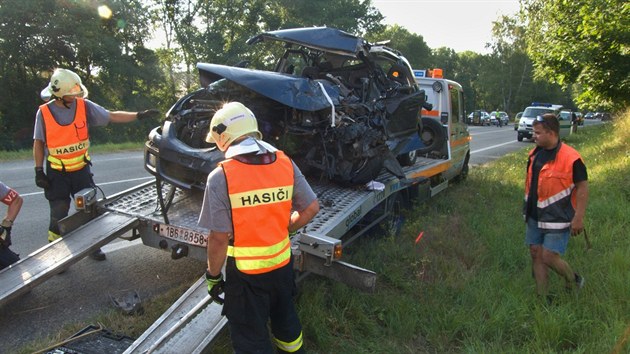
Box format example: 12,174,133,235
0,222,12,247
205,270,225,305
137,109,160,121
35,167,50,189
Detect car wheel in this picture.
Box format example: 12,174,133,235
350,156,385,185
517,133,523,142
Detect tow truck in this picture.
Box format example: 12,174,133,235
0,69,470,353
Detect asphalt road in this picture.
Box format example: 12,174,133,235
0,120,601,352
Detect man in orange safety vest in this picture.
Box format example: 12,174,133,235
524,113,589,302
198,102,319,353
33,68,159,260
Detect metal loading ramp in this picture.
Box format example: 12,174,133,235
0,212,139,308
124,276,227,354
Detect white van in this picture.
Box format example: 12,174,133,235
408,69,470,180
517,103,570,141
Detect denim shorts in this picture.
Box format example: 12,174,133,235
525,218,570,255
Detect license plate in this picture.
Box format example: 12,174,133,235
159,224,207,247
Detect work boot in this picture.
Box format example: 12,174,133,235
89,248,106,261
566,273,585,292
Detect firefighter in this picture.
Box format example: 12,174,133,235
198,102,319,353
0,180,23,269
33,68,159,261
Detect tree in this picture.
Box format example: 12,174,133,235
486,15,532,115
150,0,386,73
522,0,630,111
273,0,385,36
366,25,431,69
0,0,162,149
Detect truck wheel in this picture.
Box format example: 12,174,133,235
453,153,470,183
517,133,523,142
417,117,447,156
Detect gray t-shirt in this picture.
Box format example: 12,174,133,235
33,99,111,144
198,156,317,233
0,181,13,202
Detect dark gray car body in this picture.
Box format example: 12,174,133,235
145,27,429,190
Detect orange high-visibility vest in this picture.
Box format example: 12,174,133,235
525,143,581,230
40,98,90,172
220,151,294,274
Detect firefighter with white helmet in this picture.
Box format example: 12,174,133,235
40,68,89,103
199,102,319,353
205,101,262,152
33,68,160,261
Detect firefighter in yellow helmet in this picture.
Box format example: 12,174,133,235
198,102,319,353
33,68,160,261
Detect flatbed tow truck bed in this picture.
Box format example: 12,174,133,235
0,156,450,353
117,156,448,353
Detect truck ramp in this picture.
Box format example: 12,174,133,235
124,276,226,354
0,212,138,308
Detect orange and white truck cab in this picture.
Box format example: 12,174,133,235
408,68,471,181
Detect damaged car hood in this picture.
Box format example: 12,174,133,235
197,63,340,111
246,26,365,57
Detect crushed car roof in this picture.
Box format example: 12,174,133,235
197,63,340,111
246,26,365,57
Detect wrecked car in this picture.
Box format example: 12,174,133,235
144,26,432,190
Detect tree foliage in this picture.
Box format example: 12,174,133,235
0,0,165,150
522,0,630,110
1,0,624,151
366,25,431,69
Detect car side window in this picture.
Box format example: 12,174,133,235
450,86,461,123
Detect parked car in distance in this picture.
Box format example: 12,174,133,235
595,112,612,121
470,110,490,126
585,112,595,119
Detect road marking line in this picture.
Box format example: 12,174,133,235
471,140,520,154
20,176,154,197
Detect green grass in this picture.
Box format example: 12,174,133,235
297,110,630,353
16,111,630,353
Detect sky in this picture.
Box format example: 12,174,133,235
372,0,521,53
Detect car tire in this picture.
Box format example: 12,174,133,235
517,133,523,142
416,117,447,156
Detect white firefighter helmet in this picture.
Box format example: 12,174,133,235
40,68,88,101
205,102,262,151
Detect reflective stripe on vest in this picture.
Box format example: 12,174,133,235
40,98,90,171
525,143,581,230
221,151,294,274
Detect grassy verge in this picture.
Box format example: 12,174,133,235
19,111,630,353
298,110,630,353
0,142,144,162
